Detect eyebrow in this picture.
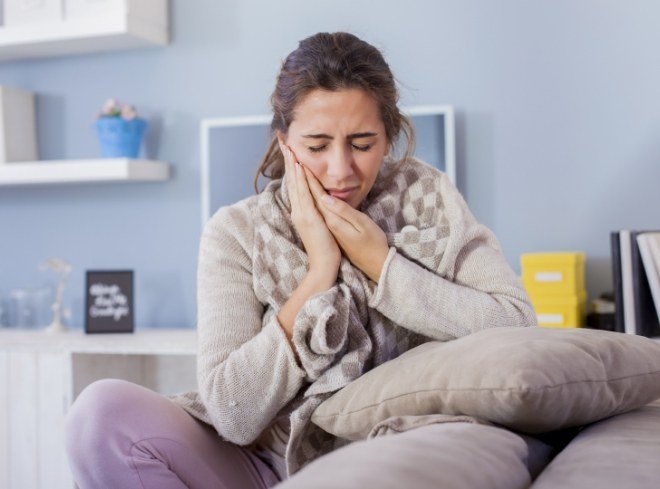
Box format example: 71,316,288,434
302,132,378,140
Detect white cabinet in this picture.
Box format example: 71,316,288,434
0,328,197,489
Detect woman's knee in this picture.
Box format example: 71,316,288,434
65,379,176,487
65,379,141,457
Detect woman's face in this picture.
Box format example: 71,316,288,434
280,88,389,209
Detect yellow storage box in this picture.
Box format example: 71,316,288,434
521,252,585,296
529,290,588,328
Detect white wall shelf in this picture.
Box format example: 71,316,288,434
0,327,196,354
0,3,168,62
0,158,170,186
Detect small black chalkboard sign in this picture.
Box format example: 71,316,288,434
85,270,134,334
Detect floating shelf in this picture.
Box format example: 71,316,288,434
0,328,196,354
0,158,170,186
0,11,168,62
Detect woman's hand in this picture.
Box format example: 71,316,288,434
302,165,390,283
279,140,341,281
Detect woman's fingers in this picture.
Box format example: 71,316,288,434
303,166,328,203
302,165,359,234
278,139,289,184
303,166,336,218
288,149,301,207
280,141,300,210
281,143,319,226
293,158,319,213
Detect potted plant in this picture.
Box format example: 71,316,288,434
94,98,147,158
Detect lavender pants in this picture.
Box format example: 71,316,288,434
64,378,281,489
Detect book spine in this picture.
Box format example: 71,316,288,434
620,230,636,334
632,231,660,337
649,234,660,270
638,234,660,326
610,231,625,333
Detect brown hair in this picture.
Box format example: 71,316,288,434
254,32,415,193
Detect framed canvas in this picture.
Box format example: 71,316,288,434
85,269,134,334
199,105,456,226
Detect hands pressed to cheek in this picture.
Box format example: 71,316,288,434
278,139,343,280
296,155,390,283
279,140,313,216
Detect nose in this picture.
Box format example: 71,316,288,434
325,145,355,181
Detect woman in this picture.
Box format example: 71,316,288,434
65,32,536,489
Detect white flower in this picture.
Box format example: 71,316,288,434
102,98,120,116
120,104,138,121
96,98,140,120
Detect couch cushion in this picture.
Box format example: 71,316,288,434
276,422,533,489
530,397,660,488
311,326,660,440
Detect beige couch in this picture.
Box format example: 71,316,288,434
277,326,660,488
277,398,660,488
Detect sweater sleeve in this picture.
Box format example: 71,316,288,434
196,205,307,446
290,283,354,383
365,174,537,341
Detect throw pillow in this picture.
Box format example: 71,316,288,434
311,326,660,440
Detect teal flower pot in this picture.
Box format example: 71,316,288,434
94,117,147,158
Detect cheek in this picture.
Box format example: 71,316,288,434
299,152,326,180
291,147,326,176
357,154,383,186
301,158,326,180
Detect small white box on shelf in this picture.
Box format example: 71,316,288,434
3,0,63,27
64,0,166,26
0,85,38,164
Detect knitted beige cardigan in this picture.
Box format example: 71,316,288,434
168,157,536,479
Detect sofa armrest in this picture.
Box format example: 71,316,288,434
530,398,660,488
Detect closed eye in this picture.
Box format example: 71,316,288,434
308,144,373,153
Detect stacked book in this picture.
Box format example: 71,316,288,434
610,230,660,337
520,252,587,328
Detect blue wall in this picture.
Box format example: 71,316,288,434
1,0,659,329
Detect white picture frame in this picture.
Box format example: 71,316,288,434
199,105,456,227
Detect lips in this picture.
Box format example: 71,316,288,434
327,186,358,201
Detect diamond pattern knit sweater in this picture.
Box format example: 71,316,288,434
167,157,536,480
